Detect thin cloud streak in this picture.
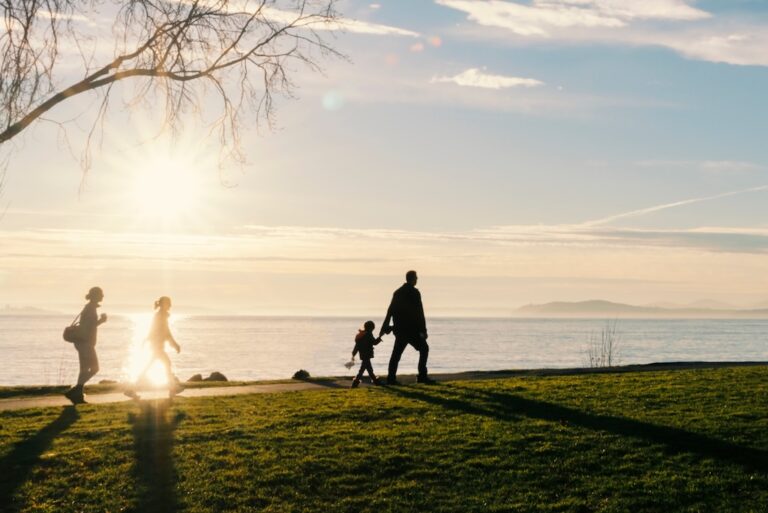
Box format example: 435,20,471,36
583,185,768,227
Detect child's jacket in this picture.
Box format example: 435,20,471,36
353,330,380,359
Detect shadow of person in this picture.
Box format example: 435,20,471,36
128,399,185,513
0,406,79,511
386,383,768,474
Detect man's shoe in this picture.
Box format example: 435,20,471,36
351,378,361,389
372,376,384,386
417,376,437,385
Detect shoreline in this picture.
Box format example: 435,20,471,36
1,360,766,406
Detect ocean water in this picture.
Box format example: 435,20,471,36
1,315,767,386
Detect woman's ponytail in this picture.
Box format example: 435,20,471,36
154,296,171,310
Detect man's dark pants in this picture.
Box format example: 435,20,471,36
388,332,429,381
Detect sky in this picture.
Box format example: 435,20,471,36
1,0,768,315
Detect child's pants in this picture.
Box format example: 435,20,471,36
356,358,376,380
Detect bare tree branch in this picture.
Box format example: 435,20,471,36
0,0,343,169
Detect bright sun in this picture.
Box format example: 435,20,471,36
130,155,204,223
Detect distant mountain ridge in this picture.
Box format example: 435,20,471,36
0,305,61,316
645,299,738,310
516,300,768,319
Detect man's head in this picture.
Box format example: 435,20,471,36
405,270,418,286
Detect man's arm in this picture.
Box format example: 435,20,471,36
380,293,395,336
416,289,427,338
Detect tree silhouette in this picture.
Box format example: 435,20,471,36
0,0,341,168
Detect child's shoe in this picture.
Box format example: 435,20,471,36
351,378,361,389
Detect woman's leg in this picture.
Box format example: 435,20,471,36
76,343,99,387
134,355,155,385
157,351,174,383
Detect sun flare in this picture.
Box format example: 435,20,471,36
129,155,205,223
124,313,180,387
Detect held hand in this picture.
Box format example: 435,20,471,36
99,313,108,323
420,332,428,340
375,337,382,343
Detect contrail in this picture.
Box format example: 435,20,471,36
583,184,768,227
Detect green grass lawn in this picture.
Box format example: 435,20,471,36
1,366,767,513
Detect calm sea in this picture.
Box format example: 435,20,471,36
1,315,766,386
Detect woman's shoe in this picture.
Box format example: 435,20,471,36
351,378,361,389
64,388,86,404
169,383,185,397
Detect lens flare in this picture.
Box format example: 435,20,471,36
124,313,178,387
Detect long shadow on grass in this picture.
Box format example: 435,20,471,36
129,400,185,513
0,406,79,510
387,384,768,473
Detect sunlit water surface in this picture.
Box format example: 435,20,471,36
1,315,767,385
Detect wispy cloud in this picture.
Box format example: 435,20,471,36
436,0,710,37
4,213,768,279
438,0,768,67
262,7,420,37
635,160,763,172
698,161,762,173
431,68,544,89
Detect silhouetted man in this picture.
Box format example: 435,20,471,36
381,270,434,385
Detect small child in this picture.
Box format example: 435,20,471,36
351,320,383,388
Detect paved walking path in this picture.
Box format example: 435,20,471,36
1,361,766,412
0,381,349,412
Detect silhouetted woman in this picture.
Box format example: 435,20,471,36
65,286,107,404
127,296,182,398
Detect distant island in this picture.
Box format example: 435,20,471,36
515,300,768,319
